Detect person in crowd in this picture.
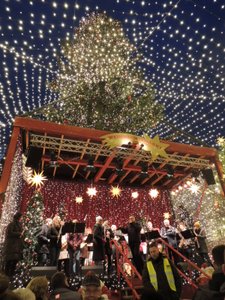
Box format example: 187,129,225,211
80,235,89,267
67,219,83,276
93,216,105,266
142,241,182,300
104,228,114,276
193,221,211,265
26,276,48,300
125,215,143,274
0,273,11,297
208,244,225,292
146,220,159,233
58,232,70,277
4,212,24,277
36,218,52,266
47,215,63,266
49,271,81,300
177,221,194,260
160,219,178,263
13,288,36,300
79,271,110,300
196,262,214,286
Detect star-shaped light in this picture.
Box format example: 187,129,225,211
164,212,171,219
131,191,139,199
75,196,83,204
149,188,159,199
86,187,97,198
110,185,122,198
188,183,200,194
30,171,47,188
143,134,169,161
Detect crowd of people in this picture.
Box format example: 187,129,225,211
2,212,225,299
0,270,111,300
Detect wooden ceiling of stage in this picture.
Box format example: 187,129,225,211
17,117,220,190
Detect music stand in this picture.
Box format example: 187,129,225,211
145,230,161,240
62,222,85,234
86,234,93,244
180,229,195,239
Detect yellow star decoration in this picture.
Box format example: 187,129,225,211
30,171,47,188
110,185,122,198
86,187,97,198
75,196,83,204
101,133,136,149
143,134,169,161
164,212,171,219
101,133,169,161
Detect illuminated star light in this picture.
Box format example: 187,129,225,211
30,171,47,188
86,187,97,198
188,183,200,194
131,191,139,199
110,185,122,198
149,188,159,199
75,196,83,203
164,212,171,219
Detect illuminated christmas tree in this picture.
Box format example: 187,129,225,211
23,191,45,266
34,12,164,132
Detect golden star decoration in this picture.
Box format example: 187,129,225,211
164,212,171,219
30,171,47,188
101,133,169,161
143,134,169,161
86,187,97,198
75,196,83,204
110,185,122,198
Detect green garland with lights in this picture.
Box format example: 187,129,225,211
32,12,164,133
22,191,45,266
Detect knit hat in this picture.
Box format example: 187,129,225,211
82,271,100,287
13,212,22,221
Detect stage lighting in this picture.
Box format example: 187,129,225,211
49,151,58,168
85,157,96,172
140,162,149,178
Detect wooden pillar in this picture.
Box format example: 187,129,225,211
0,126,20,194
213,154,225,197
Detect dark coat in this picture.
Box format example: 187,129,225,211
4,219,23,261
194,228,208,254
209,267,225,292
37,224,50,254
142,253,182,300
47,225,61,249
160,226,177,248
49,288,81,300
93,223,105,261
127,222,141,246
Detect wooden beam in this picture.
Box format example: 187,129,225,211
0,127,20,194
94,152,116,183
213,154,225,197
14,117,110,142
14,117,218,158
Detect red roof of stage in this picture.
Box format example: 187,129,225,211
0,117,224,195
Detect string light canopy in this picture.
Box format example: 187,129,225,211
0,0,225,174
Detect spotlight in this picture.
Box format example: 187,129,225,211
114,157,124,175
140,162,149,178
166,165,174,178
85,157,96,172
49,151,58,168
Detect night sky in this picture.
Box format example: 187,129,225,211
0,0,225,169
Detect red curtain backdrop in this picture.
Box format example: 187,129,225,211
20,180,173,228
